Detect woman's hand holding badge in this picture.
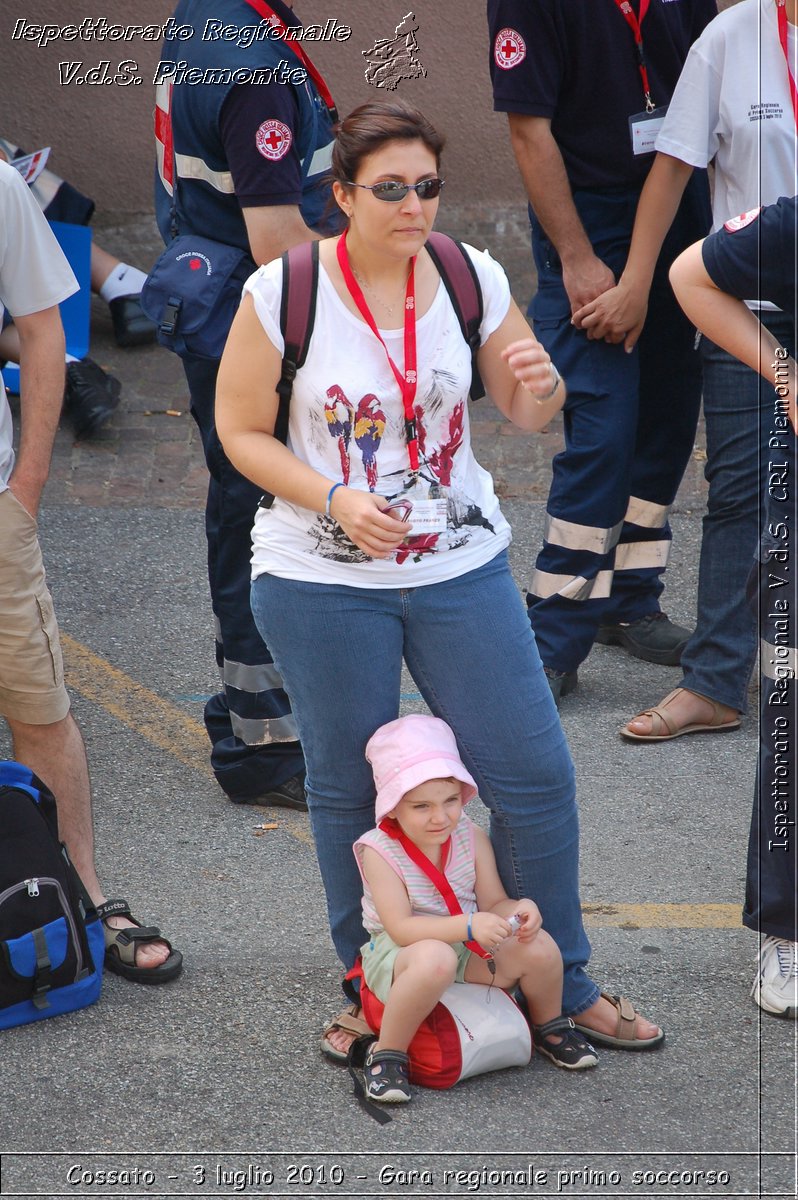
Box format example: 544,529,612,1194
328,487,411,559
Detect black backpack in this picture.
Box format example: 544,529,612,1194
0,761,104,1030
259,232,485,507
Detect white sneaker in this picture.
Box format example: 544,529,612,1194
751,937,798,1018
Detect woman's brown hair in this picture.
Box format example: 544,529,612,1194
331,98,445,185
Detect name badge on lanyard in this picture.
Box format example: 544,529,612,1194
407,498,448,534
629,105,669,155
614,0,667,153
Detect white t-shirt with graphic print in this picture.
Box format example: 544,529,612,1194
245,242,513,588
655,0,798,233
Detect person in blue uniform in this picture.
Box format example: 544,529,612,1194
487,0,714,704
154,0,340,807
668,197,797,1019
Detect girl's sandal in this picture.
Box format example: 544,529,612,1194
532,1016,599,1070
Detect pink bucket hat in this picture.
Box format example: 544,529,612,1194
365,714,478,822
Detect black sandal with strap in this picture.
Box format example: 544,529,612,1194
532,1016,599,1070
97,898,183,984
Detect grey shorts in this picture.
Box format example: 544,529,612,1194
361,930,473,1004
0,488,70,724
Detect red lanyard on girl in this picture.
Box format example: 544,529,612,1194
776,0,798,127
241,0,338,114
337,229,420,472
378,818,495,969
614,0,655,112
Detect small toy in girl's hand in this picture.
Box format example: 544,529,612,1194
506,913,524,934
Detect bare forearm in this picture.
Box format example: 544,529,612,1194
507,115,615,311
242,204,321,267
508,115,592,263
621,153,694,291
220,427,333,512
670,243,798,433
384,913,468,948
10,308,65,514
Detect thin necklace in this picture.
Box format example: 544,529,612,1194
351,264,408,319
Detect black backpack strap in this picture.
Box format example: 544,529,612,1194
425,231,485,401
259,240,320,510
276,239,320,444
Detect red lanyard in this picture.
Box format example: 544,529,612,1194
379,819,493,964
614,0,655,112
336,229,420,472
241,0,337,114
777,0,798,127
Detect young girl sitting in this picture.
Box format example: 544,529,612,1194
354,714,598,1103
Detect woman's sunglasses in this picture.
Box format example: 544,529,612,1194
344,178,445,202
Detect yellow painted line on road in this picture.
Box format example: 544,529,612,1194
60,635,744,913
60,633,316,847
582,903,740,929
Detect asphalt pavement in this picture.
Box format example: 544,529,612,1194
0,216,794,1200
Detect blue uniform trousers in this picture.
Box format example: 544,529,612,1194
527,178,711,673
744,418,797,942
182,355,304,798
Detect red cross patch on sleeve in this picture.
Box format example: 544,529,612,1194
494,28,526,70
256,120,293,161
724,207,762,233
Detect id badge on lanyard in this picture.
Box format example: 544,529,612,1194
614,0,669,153
629,105,668,155
406,497,448,534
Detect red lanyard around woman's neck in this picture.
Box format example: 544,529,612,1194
614,0,655,111
776,0,798,127
336,229,420,471
379,818,494,965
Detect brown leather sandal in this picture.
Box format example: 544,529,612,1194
320,1003,374,1064
573,991,665,1050
620,688,741,742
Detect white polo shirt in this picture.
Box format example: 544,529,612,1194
0,160,77,489
656,0,798,231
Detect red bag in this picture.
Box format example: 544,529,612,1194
348,959,532,1090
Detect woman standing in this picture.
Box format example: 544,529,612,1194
216,100,662,1056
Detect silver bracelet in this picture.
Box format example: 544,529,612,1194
534,362,561,403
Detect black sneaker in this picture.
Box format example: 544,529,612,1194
109,295,157,347
533,1016,598,1070
543,666,578,708
63,358,121,439
227,770,308,811
595,612,691,666
364,1047,411,1103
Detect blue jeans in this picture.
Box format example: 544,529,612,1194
251,551,599,1017
679,313,796,713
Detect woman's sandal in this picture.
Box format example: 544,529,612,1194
573,991,665,1050
532,1016,599,1070
620,688,741,742
320,1003,374,1064
97,898,183,984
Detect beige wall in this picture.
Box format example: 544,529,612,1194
0,2,517,215
0,0,741,219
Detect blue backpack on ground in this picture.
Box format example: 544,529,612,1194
0,761,104,1030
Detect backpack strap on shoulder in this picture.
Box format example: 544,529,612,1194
276,239,320,443
425,231,485,402
259,240,320,510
